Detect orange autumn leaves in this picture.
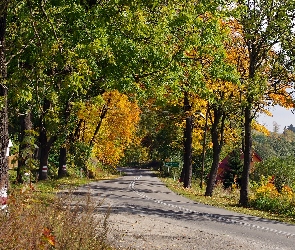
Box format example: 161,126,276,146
77,90,140,166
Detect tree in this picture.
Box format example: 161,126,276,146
286,124,295,133
6,1,108,180
0,0,9,207
17,112,34,183
223,148,243,189
76,90,141,168
171,6,238,189
252,155,295,191
234,0,295,206
253,130,295,160
204,80,241,196
200,20,244,196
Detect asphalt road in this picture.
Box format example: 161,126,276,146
72,168,295,249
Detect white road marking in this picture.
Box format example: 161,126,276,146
129,174,295,238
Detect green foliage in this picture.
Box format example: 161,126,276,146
20,129,39,173
253,132,295,160
250,176,295,216
120,143,149,166
286,124,295,133
69,141,92,173
252,156,295,191
223,148,243,188
137,104,184,162
4,0,295,192
192,148,213,180
0,96,5,109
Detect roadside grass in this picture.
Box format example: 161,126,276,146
160,176,295,224
0,174,120,250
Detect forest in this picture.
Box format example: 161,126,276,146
1,0,295,209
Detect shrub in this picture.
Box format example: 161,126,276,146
251,156,295,191
250,176,295,216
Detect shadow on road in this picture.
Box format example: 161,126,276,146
62,167,295,234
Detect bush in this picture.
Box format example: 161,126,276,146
250,176,295,216
0,187,113,250
251,156,295,191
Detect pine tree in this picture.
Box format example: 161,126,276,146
223,149,243,189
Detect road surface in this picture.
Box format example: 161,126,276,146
72,168,295,249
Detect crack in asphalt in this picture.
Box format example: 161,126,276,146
129,174,295,238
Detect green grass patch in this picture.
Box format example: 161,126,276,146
161,176,295,224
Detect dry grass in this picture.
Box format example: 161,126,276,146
0,186,114,250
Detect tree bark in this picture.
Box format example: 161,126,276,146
181,91,193,188
205,112,221,196
183,116,193,188
58,147,68,178
38,128,49,180
239,105,252,206
0,6,8,207
89,98,111,147
17,112,33,183
200,108,208,189
38,99,56,180
205,108,226,196
89,104,107,147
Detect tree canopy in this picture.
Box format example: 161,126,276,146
1,0,295,208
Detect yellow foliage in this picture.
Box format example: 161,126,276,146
255,176,279,198
252,121,270,136
77,90,141,166
281,185,293,200
259,108,273,117
268,93,295,109
192,128,205,153
254,176,295,203
222,19,249,78
223,125,240,145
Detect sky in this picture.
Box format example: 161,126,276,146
257,105,295,133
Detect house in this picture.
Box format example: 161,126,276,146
216,150,262,182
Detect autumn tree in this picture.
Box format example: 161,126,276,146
76,90,140,169
233,0,295,206
205,80,241,196
167,6,238,189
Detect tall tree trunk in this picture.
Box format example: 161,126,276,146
38,99,56,180
205,109,226,196
183,116,193,188
181,91,193,188
205,115,221,196
17,112,33,183
58,147,67,178
89,99,110,147
0,6,8,208
239,105,252,206
200,108,208,189
38,128,49,180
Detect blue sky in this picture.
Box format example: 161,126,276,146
257,105,295,133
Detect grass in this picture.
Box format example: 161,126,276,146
0,173,121,250
160,176,295,224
